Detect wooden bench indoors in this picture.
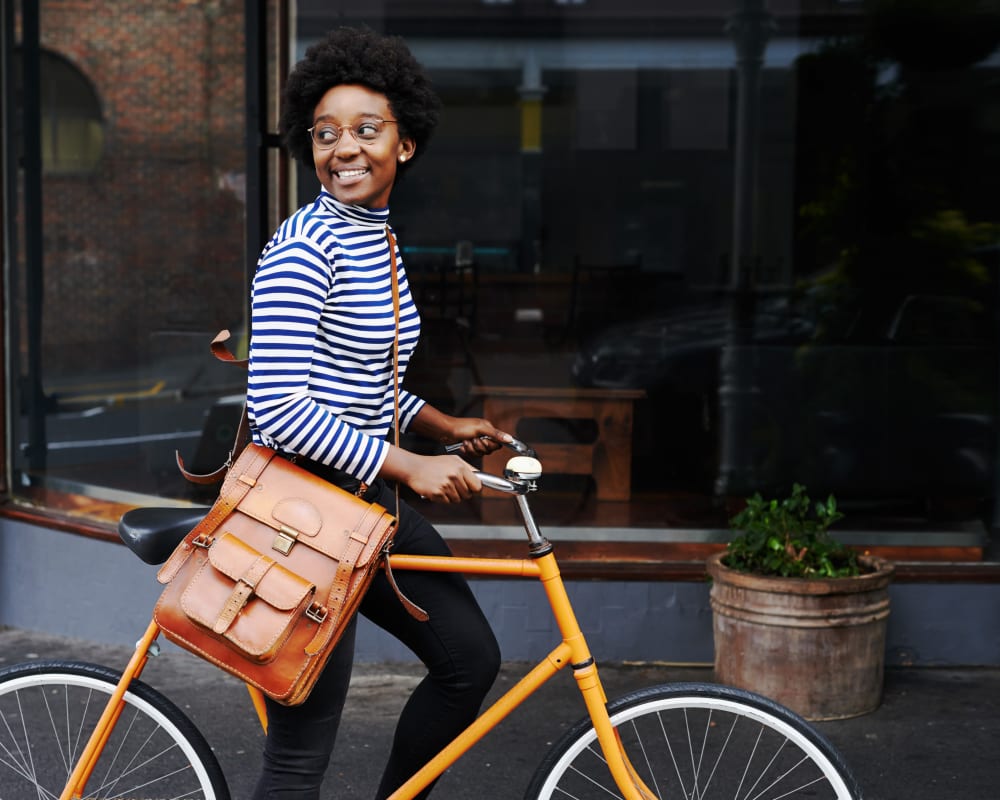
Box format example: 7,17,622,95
471,385,646,502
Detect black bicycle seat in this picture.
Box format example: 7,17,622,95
118,507,210,565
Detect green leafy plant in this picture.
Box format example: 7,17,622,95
724,483,863,578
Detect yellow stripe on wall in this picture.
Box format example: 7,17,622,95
521,97,542,153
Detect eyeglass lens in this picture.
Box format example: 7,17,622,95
309,119,393,149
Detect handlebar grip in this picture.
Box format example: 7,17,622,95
476,471,519,493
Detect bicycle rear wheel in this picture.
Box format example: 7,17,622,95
0,659,230,800
526,682,861,800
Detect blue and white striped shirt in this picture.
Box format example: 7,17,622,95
247,191,424,485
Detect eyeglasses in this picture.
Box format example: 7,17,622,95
308,118,398,149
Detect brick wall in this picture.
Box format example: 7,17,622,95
29,0,247,372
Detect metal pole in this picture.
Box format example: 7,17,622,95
715,0,774,497
21,0,48,474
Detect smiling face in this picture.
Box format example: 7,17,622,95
311,84,416,209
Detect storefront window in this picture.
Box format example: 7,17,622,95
5,0,998,560
5,0,251,521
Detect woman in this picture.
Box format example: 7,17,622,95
247,26,509,800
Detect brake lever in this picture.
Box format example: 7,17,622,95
502,436,537,457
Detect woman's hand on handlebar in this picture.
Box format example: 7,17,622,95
445,417,514,457
408,405,512,457
391,405,516,500
405,453,482,504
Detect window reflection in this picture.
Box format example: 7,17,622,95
6,0,998,553
8,1,249,518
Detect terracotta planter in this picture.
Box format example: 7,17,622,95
707,551,894,721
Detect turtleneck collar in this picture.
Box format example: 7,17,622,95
319,190,390,228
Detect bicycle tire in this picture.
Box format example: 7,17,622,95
525,682,862,800
0,659,231,800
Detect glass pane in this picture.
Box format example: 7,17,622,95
284,2,998,553
8,1,250,520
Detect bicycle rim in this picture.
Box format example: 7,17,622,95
527,682,861,800
0,659,229,800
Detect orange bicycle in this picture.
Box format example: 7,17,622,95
0,440,861,799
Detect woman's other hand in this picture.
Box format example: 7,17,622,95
409,404,514,458
446,417,513,457
390,406,515,500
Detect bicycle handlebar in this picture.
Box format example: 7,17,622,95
444,435,537,458
476,472,520,493
451,436,541,495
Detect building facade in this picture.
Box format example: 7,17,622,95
2,0,999,663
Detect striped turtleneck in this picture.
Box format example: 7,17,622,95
247,191,424,484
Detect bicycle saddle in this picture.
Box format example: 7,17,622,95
118,506,210,565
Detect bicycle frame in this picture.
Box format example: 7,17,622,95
59,549,655,800
385,550,656,800
59,458,658,800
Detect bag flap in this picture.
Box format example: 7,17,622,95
233,455,394,566
207,533,314,611
271,496,323,538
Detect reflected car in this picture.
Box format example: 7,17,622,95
571,292,996,512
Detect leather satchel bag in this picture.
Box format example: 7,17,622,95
154,442,397,705
153,225,422,706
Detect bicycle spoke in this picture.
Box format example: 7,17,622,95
0,694,34,783
627,717,663,800
559,752,623,799
686,708,740,800
21,688,51,800
86,707,194,799
564,745,622,798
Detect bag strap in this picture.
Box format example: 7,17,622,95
383,226,430,622
158,443,275,583
176,329,250,484
386,225,402,522
305,502,386,655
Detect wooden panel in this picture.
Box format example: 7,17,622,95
474,385,645,501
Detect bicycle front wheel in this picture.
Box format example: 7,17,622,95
526,682,861,800
0,659,230,800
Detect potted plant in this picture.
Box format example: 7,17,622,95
706,484,894,720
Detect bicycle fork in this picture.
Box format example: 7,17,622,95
58,620,161,800
536,551,660,800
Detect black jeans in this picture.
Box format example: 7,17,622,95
250,479,501,800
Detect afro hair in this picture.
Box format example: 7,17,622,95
280,26,441,174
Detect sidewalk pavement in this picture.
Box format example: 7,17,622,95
1,626,997,799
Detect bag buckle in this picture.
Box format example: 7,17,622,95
306,603,328,624
192,534,214,549
272,526,298,556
